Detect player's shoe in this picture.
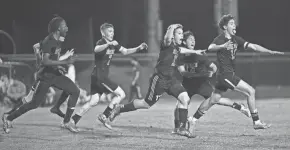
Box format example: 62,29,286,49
50,107,65,118
2,114,12,134
253,121,271,130
109,104,122,122
239,103,251,117
176,127,196,138
171,128,178,134
98,114,112,130
187,116,197,136
62,121,79,133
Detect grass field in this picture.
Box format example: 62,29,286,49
0,98,289,150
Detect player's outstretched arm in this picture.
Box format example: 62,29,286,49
119,43,148,55
179,47,206,55
247,43,284,55
59,49,74,61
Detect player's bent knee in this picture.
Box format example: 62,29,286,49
210,93,222,104
114,86,126,99
89,94,100,107
177,92,190,106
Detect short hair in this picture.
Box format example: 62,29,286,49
100,23,114,33
218,14,234,30
183,31,194,41
48,14,65,33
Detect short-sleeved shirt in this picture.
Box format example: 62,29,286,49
155,42,182,78
40,34,63,74
211,33,248,73
93,38,122,77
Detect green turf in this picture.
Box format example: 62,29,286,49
0,98,290,150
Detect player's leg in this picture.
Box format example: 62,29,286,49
71,74,102,126
50,91,69,118
167,80,194,138
135,84,143,99
235,79,270,129
51,75,80,133
3,81,50,133
109,73,164,122
128,84,136,103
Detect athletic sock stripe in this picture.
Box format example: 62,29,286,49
148,75,159,101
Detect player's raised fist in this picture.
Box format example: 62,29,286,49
108,40,118,46
139,43,148,50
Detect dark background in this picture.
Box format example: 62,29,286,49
0,0,290,54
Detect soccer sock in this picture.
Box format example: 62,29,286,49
72,114,82,124
193,109,204,121
178,108,188,128
174,107,179,128
103,106,113,118
251,111,260,123
63,107,74,123
7,103,33,121
232,102,242,110
120,102,137,113
5,101,23,115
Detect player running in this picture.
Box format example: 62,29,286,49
109,24,206,138
2,16,80,133
187,14,284,133
172,31,251,134
65,23,148,129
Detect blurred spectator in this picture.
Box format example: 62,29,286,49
0,74,26,107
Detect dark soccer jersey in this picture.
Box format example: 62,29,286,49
179,53,212,78
93,38,122,77
212,33,247,73
155,42,181,77
40,34,63,73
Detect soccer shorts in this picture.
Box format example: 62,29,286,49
215,72,241,92
182,77,213,99
144,73,186,106
90,74,118,95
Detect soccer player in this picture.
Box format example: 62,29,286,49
187,14,284,132
2,16,80,133
128,57,142,102
109,24,205,138
172,31,251,134
68,23,148,129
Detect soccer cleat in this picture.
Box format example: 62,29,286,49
177,127,196,138
98,114,112,130
171,128,178,134
50,107,65,118
62,121,79,133
2,114,11,134
187,116,197,136
109,104,122,122
240,104,251,117
253,121,271,130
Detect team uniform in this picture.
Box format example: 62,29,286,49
212,34,248,91
128,63,142,102
91,38,122,95
180,53,214,99
4,34,79,126
144,42,186,106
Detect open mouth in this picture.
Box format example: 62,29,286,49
232,29,236,34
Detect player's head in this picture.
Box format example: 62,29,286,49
130,57,139,66
172,25,183,45
100,23,114,41
182,31,195,50
48,15,68,40
218,14,236,35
